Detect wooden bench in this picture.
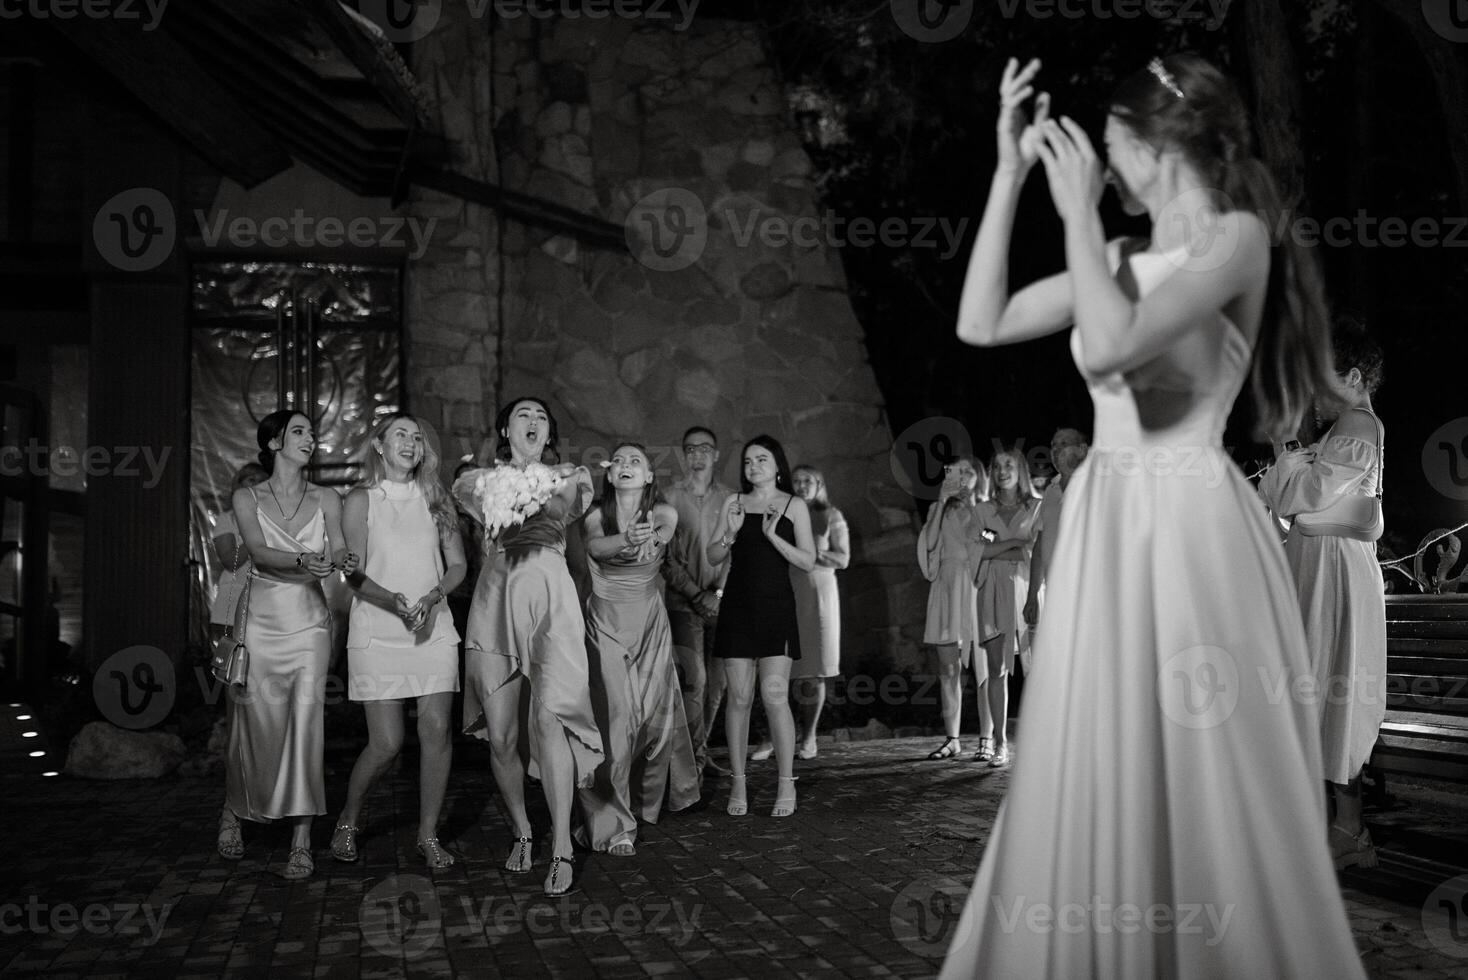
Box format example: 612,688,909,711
1371,594,1468,784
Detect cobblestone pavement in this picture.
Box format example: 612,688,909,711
1,735,1463,978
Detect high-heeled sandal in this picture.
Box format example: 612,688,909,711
971,737,994,762
544,854,575,897
1330,824,1379,870
217,811,244,861
926,736,961,760
608,839,636,857
771,776,798,818
726,775,748,816
330,823,359,863
281,846,314,880
504,835,533,873
417,837,456,870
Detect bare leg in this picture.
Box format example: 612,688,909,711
722,659,756,813
985,637,1010,758
796,677,827,755
936,643,964,746
975,643,994,741
484,674,534,864
338,700,406,831
760,658,797,816
533,700,576,885
759,659,796,780
415,692,455,841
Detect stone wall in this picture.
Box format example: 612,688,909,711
405,15,927,672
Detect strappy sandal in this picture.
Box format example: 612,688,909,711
330,823,359,863
726,775,747,817
608,839,636,857
988,744,1011,768
544,854,575,897
281,846,314,880
417,837,456,870
217,811,244,861
1330,824,1379,870
927,736,961,760
771,776,798,818
972,737,994,762
504,835,533,873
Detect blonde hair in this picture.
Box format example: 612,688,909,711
358,413,458,532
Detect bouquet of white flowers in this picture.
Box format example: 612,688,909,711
459,461,565,540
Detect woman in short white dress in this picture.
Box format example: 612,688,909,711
331,414,466,870
917,456,991,761
972,447,1043,767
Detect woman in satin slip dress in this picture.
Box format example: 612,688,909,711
217,410,358,881
576,442,700,855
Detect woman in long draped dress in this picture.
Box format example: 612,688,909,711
938,55,1366,978
576,443,700,854
219,410,357,881
453,396,604,896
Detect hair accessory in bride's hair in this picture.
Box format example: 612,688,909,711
1147,58,1185,100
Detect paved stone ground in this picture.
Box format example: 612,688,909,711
1,732,1464,979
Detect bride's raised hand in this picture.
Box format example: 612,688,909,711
1033,117,1105,225
997,57,1049,176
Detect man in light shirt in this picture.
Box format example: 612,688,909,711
662,426,734,776
1024,427,1089,633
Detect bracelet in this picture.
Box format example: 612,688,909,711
429,586,443,603
295,552,307,568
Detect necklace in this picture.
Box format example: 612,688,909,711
268,478,308,523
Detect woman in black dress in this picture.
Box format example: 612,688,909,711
708,435,816,817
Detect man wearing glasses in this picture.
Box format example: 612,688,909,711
662,426,734,777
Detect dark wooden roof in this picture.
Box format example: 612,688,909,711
42,0,624,245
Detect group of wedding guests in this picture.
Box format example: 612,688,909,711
208,402,848,896
917,429,1088,768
